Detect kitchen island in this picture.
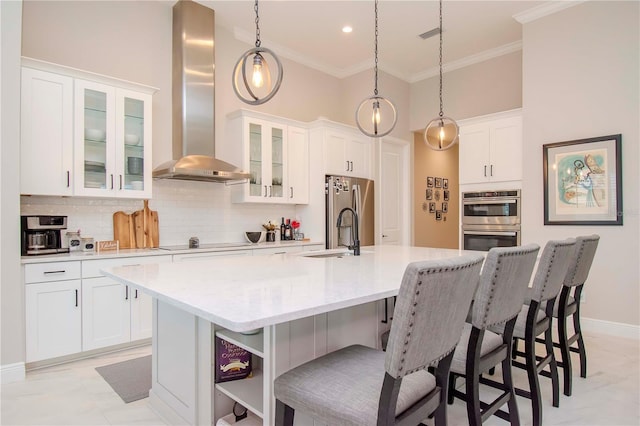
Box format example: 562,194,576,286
102,245,481,426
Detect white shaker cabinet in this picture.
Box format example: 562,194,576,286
20,57,156,199
81,255,171,351
81,276,131,350
285,125,310,204
223,110,309,204
20,67,74,196
74,80,153,198
458,110,522,185
25,261,82,363
313,120,373,179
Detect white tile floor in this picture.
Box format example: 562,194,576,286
1,331,638,425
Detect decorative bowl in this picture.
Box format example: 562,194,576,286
125,134,140,145
245,231,265,244
85,128,106,142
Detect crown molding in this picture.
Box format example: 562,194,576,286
513,1,587,24
232,29,522,84
408,41,522,84
233,27,347,78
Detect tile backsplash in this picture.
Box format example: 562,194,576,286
20,180,298,246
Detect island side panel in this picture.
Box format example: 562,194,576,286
152,299,199,424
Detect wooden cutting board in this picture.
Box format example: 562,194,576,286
132,200,159,248
113,211,135,248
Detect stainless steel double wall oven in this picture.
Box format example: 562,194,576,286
462,190,521,251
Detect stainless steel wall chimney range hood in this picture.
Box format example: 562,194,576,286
153,0,249,182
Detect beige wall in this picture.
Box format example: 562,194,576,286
521,1,639,326
409,52,522,249
412,132,459,249
409,51,522,131
1,0,24,371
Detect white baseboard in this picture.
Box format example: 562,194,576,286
582,316,640,340
1,362,26,384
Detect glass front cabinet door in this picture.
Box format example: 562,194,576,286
74,80,152,198
243,119,287,203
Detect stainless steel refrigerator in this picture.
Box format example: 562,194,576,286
325,175,375,249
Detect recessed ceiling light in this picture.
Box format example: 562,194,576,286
342,26,353,33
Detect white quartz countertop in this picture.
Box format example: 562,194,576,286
102,245,483,333
21,240,323,264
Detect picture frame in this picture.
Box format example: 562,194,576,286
443,190,450,201
426,188,433,200
435,210,442,221
429,202,436,213
427,177,434,188
434,177,443,188
442,202,448,213
443,178,449,189
543,134,622,225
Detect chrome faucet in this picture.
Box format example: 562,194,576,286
336,207,360,256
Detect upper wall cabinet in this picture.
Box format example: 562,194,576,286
223,110,309,204
458,110,522,185
20,58,157,198
21,67,74,196
73,80,152,197
312,120,373,180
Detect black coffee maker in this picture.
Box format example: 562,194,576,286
21,216,70,256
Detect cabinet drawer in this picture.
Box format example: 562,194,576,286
24,261,81,284
254,246,303,255
82,255,172,278
173,250,252,262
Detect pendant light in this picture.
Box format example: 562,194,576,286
232,0,283,105
424,0,458,151
355,0,397,138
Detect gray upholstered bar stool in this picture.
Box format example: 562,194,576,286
274,254,485,426
448,244,540,426
490,238,576,426
549,234,599,397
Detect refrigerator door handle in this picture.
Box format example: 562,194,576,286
327,177,335,248
353,183,362,242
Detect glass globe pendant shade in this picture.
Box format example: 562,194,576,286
424,116,459,151
233,46,283,105
356,95,397,138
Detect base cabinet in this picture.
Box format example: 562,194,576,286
81,277,131,351
25,280,82,363
24,255,170,364
81,255,171,351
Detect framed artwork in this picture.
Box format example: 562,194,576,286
426,188,433,200
442,202,448,213
435,210,442,221
443,178,449,189
434,177,443,188
443,190,450,201
429,202,436,213
543,134,622,225
427,177,434,188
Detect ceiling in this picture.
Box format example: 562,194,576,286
201,0,553,83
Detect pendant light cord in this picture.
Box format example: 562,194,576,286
374,0,379,96
254,0,261,47
438,0,444,118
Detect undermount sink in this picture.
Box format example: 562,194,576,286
304,251,355,258
302,250,371,259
